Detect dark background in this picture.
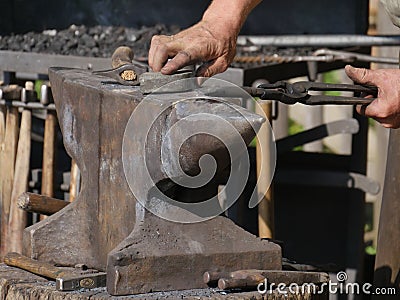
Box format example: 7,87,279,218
0,0,368,35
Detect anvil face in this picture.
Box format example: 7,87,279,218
23,68,280,295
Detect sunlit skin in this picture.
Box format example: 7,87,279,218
345,65,400,129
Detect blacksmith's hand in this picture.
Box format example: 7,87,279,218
345,65,400,129
148,0,262,77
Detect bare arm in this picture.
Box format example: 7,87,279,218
345,65,400,128
149,0,262,76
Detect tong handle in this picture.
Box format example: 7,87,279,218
295,81,378,96
303,95,375,105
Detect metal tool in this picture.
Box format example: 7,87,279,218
243,81,378,105
92,63,147,86
203,269,329,291
92,46,147,86
4,252,106,291
234,48,399,65
93,46,194,92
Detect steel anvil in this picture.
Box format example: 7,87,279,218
23,68,281,295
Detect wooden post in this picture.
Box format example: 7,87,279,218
256,100,274,239
40,111,56,220
0,106,20,257
7,109,31,253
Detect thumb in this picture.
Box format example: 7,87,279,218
196,57,229,77
345,65,375,85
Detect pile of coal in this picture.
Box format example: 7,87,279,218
0,24,180,59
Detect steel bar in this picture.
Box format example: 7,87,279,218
0,50,110,75
312,49,399,64
234,51,399,65
0,100,55,110
274,170,380,195
237,35,400,47
276,118,359,153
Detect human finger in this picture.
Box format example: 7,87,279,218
149,35,173,71
195,56,230,77
160,50,193,75
345,65,376,85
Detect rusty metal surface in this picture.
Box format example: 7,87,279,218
107,212,281,295
23,67,281,295
139,70,194,93
23,68,141,269
0,264,329,299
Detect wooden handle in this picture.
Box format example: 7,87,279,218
203,270,229,284
218,274,265,290
111,46,134,68
256,100,274,239
40,111,57,220
4,252,72,279
18,192,69,215
7,109,31,253
0,106,20,257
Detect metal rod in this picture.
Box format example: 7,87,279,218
237,35,400,47
234,50,399,65
0,100,55,110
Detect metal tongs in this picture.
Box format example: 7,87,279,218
243,81,378,105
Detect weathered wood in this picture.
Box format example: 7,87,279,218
40,111,57,220
7,109,31,253
218,275,265,290
256,100,274,239
18,192,69,215
4,252,73,279
0,106,19,257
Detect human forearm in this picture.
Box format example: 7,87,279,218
201,0,262,38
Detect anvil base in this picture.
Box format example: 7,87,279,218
107,210,281,295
